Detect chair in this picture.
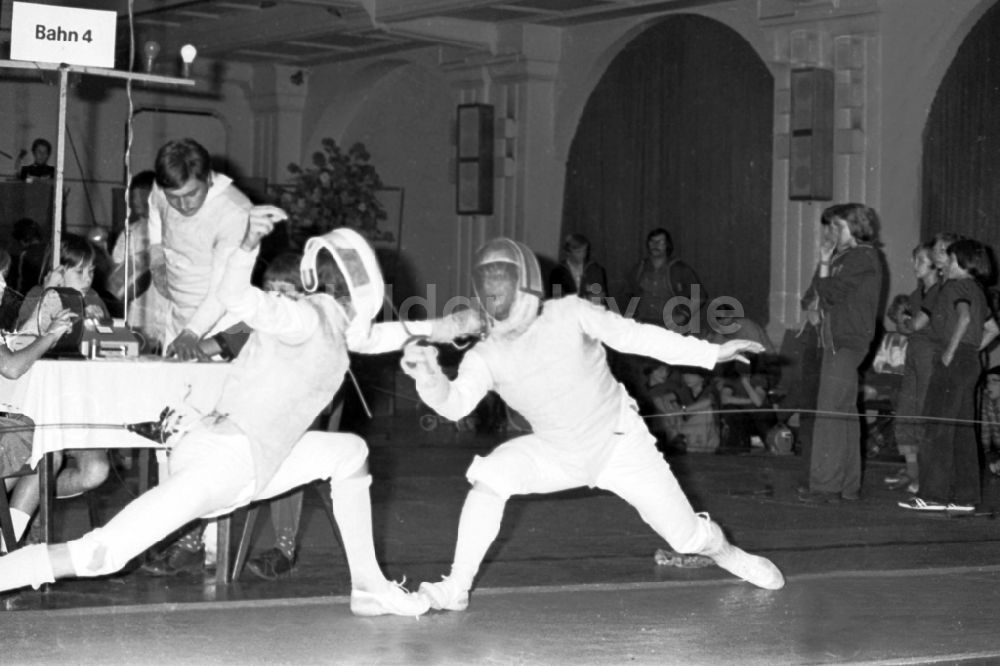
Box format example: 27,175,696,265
219,480,339,583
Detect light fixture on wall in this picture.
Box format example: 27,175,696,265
456,103,494,215
180,44,198,78
142,40,160,73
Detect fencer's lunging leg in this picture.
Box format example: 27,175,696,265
598,431,784,590
0,430,254,593
250,431,428,616
419,483,506,611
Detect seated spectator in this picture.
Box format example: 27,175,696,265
15,234,112,506
548,233,607,303
0,308,77,551
645,364,684,449
16,138,55,182
714,361,773,453
17,234,111,335
705,303,778,452
645,364,725,453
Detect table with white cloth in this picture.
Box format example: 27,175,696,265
0,356,234,580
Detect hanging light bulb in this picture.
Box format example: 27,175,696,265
142,40,160,73
180,44,197,78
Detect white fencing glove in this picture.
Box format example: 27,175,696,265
400,341,448,403
428,309,483,343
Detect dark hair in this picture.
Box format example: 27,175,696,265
821,203,880,243
31,138,51,153
947,238,992,282
129,170,156,194
986,366,1000,379
264,251,303,291
562,233,591,261
12,218,42,244
888,293,911,326
932,232,963,249
57,234,96,270
646,228,673,257
154,138,211,189
913,241,935,258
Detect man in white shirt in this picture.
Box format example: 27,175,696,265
148,138,252,360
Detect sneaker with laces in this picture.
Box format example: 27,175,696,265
350,580,430,617
418,576,470,611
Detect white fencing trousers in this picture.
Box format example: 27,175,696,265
65,428,368,578
465,409,713,556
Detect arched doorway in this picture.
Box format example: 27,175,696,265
922,0,1000,275
561,14,774,324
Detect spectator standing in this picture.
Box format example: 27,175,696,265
624,228,705,330
901,239,992,512
548,233,607,303
798,204,884,504
883,243,940,493
109,171,168,351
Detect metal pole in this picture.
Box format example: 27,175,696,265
52,65,68,269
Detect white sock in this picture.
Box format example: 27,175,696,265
330,474,384,592
449,488,506,590
0,543,55,592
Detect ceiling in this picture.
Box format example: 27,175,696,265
5,0,727,69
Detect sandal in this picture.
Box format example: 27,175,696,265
898,497,947,511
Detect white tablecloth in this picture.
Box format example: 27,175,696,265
0,357,231,467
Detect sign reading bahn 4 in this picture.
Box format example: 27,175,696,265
10,2,117,68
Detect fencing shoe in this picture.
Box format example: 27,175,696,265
418,576,470,611
702,519,785,590
350,579,430,617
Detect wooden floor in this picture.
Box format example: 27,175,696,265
4,411,1000,664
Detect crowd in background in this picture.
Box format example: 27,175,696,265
552,206,1000,512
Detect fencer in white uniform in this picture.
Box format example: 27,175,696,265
402,238,785,612
0,207,432,617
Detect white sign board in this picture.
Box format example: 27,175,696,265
10,2,117,68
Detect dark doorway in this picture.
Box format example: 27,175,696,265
561,14,774,323
922,1,1000,279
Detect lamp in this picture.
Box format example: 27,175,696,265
142,40,160,73
180,44,197,78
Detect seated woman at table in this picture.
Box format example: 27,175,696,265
0,307,77,551
15,234,112,504
0,205,458,617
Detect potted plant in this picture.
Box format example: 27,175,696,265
278,138,392,248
